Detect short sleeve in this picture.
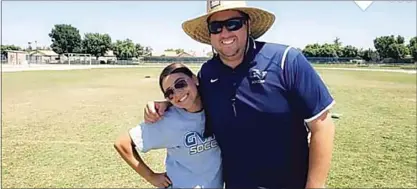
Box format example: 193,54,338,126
284,50,335,123
129,119,179,153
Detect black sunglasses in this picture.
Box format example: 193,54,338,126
164,79,188,100
208,17,247,34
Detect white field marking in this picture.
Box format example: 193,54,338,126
1,64,415,74
1,64,202,72
7,139,113,146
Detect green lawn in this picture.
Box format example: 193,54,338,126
2,67,416,188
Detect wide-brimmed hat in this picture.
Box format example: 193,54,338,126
182,0,276,45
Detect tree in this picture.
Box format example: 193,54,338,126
1,45,21,58
164,48,184,54
134,44,152,57
112,39,137,59
374,35,394,58
302,43,321,57
135,43,144,56
27,42,33,51
340,45,359,58
318,43,337,57
82,33,112,59
175,48,185,54
373,35,408,60
143,46,153,56
303,43,339,57
387,43,409,60
370,50,380,62
359,48,379,62
333,37,343,57
408,37,417,62
49,24,82,54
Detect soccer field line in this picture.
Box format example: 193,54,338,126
2,64,415,74
6,139,113,146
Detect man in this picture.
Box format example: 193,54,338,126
144,1,336,188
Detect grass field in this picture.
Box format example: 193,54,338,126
312,63,417,70
2,66,416,188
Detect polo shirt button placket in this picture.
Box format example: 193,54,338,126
231,98,237,117
230,69,238,117
232,69,238,87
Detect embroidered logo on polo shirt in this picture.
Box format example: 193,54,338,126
249,69,267,84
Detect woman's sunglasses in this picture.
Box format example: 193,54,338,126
164,79,188,100
208,17,247,35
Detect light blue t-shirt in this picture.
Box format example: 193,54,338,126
129,107,223,188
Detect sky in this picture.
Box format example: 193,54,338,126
1,1,416,56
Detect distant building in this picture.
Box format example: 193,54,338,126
5,49,62,64
98,50,117,63
177,51,194,57
6,50,28,65
28,50,59,63
152,50,195,57
163,50,179,57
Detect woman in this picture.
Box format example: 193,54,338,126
114,63,223,188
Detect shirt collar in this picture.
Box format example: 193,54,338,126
243,37,257,65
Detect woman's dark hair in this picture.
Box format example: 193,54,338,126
158,62,214,138
159,63,195,93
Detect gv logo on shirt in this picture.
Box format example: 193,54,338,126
184,131,218,155
249,69,267,84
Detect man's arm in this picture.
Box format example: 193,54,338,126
144,100,172,123
283,48,336,188
305,111,335,188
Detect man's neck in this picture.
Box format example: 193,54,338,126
219,38,254,69
220,55,244,69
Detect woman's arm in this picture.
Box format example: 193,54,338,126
114,132,172,188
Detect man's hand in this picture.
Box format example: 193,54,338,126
146,172,172,188
305,110,335,189
144,100,170,123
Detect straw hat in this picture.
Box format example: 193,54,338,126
182,0,276,45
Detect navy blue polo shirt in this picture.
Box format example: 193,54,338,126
198,39,335,189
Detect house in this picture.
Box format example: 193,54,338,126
163,50,178,57
151,50,195,57
177,51,194,57
6,50,28,65
6,50,61,64
98,50,117,63
28,50,59,64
